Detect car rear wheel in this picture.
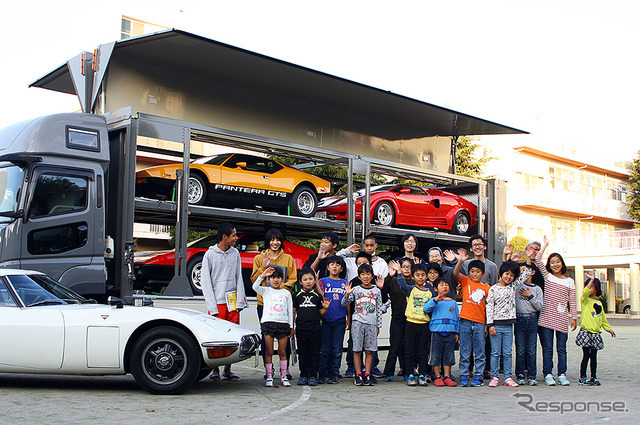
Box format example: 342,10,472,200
196,367,213,381
188,174,207,205
374,202,395,226
290,186,318,217
452,211,471,235
623,305,630,314
130,326,201,394
187,255,204,295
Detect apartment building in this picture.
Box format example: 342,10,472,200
489,143,639,313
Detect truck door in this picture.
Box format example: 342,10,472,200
20,166,96,290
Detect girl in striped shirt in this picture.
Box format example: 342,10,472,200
535,236,577,386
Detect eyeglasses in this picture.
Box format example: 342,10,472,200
471,243,485,248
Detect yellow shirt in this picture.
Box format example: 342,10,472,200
579,287,611,333
405,286,433,324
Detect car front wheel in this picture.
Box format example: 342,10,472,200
452,211,471,235
374,202,395,226
290,186,318,217
130,326,201,394
187,255,204,295
623,305,630,314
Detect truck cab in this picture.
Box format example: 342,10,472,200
0,113,110,296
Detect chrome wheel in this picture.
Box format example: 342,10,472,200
291,186,318,217
453,211,470,235
187,175,206,205
375,202,395,226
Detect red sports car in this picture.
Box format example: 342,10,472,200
317,184,478,235
134,233,316,295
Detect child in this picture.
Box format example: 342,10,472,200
253,267,294,387
423,278,459,387
485,257,533,387
293,267,330,386
316,255,349,384
424,262,442,297
576,275,616,386
514,263,543,386
454,248,490,387
381,257,413,381
397,262,434,386
341,263,384,386
535,236,577,386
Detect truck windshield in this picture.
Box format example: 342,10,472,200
0,165,24,222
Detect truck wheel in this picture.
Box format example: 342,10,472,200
452,211,471,235
187,174,207,205
130,326,200,394
290,186,317,217
187,256,204,295
374,202,395,226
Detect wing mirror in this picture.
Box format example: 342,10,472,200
235,162,247,169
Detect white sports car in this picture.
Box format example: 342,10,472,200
0,269,260,394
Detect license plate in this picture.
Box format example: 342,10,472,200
314,211,327,219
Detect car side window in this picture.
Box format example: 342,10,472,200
224,155,268,173
29,174,88,218
0,279,18,307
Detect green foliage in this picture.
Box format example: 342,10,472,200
455,136,493,178
627,153,640,227
289,237,321,251
508,235,529,252
168,227,214,248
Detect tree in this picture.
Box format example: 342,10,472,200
454,136,493,178
507,235,529,252
628,152,640,227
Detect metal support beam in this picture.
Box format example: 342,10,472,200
346,158,355,245
630,262,639,315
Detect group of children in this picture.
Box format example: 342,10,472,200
252,232,615,389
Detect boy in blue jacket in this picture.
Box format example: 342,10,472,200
424,278,459,387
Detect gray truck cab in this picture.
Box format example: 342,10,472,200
0,113,109,296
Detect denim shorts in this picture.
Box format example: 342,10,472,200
429,332,456,366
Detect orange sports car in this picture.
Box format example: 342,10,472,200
135,153,330,217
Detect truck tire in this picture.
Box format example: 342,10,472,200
187,255,204,295
187,174,207,205
374,202,395,226
452,211,471,235
130,326,200,394
290,186,317,217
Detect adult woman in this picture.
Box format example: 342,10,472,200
535,236,577,386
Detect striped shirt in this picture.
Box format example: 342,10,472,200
535,252,577,333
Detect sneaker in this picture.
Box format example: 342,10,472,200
517,377,526,386
297,377,308,386
354,374,364,386
265,377,274,387
504,377,519,387
326,376,337,384
407,374,417,386
544,374,556,386
281,377,291,387
344,368,356,378
434,377,445,387
483,370,492,380
459,377,470,387
308,377,318,386
372,367,385,378
590,378,601,386
418,375,428,386
578,377,589,386
287,373,293,380
364,374,373,386
370,375,378,384
528,379,538,386
558,374,570,386
488,377,499,387
385,375,393,382
316,377,326,385
470,376,484,387
428,374,435,383
443,377,457,387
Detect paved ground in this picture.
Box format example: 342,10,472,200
0,307,637,424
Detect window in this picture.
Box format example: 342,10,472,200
223,154,276,173
0,279,17,307
549,167,577,192
27,222,88,255
121,16,167,40
67,127,100,152
29,174,88,218
0,165,25,223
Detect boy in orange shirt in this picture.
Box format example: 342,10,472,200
454,248,491,387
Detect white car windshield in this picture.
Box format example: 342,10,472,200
5,274,88,306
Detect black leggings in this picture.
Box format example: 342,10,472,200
580,347,598,378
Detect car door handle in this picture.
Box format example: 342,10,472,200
263,176,270,179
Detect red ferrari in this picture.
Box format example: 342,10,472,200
134,233,315,295
317,184,478,235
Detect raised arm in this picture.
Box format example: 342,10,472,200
453,248,469,282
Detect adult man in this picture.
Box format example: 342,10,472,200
201,222,247,381
461,235,498,286
304,232,346,279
